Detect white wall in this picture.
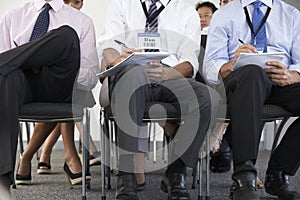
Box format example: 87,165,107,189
0,0,219,39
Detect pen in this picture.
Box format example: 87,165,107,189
114,40,129,48
238,39,259,53
238,39,244,44
13,40,18,47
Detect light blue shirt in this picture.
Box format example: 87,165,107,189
203,0,300,84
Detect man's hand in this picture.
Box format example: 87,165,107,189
146,61,168,82
264,61,300,86
110,48,142,67
220,44,257,79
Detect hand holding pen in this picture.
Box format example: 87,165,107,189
109,40,142,67
238,39,258,53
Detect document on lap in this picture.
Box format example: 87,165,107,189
97,52,170,78
233,52,285,71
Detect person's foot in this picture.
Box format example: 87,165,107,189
134,172,145,191
90,151,101,166
16,157,32,185
160,173,190,200
37,162,51,174
265,170,300,200
230,161,259,200
210,138,232,173
115,174,139,200
63,162,91,189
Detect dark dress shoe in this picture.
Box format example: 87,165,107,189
230,172,260,200
210,138,232,173
265,171,300,200
160,173,190,200
115,174,139,200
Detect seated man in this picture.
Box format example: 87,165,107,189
99,0,222,199
0,0,99,196
195,1,218,35
203,0,300,199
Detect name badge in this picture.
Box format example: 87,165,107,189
138,33,161,50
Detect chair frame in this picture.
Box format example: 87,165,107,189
99,101,211,200
17,102,91,200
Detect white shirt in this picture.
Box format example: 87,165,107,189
99,0,201,77
203,0,300,84
0,0,99,90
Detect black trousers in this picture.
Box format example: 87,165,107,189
0,25,80,184
109,65,222,172
224,65,300,176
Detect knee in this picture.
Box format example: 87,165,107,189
55,25,80,48
237,65,272,89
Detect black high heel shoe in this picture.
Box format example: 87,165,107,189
16,162,32,185
63,163,91,189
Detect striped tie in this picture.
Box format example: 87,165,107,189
145,0,159,52
251,1,267,52
30,3,52,42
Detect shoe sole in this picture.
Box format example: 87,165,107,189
79,154,101,166
37,168,51,174
15,179,31,185
64,173,91,189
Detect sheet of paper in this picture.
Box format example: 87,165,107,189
97,52,170,78
233,52,285,71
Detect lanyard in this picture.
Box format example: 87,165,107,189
244,6,271,44
140,0,170,24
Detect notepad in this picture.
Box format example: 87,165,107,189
96,52,170,78
233,52,285,71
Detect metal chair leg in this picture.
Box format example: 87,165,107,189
271,117,289,154
82,108,90,200
153,123,157,164
100,109,107,200
205,134,210,200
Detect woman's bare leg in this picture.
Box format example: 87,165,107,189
18,123,57,175
60,122,81,173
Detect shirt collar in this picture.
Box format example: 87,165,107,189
141,0,170,7
34,0,64,12
241,0,273,9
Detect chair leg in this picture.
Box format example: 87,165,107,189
198,134,210,200
271,117,290,154
100,109,107,199
82,108,90,200
153,123,157,164
205,134,210,200
104,115,111,190
18,123,24,157
198,154,203,200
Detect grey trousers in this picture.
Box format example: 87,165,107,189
109,65,222,171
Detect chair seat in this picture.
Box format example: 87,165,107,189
105,102,182,122
262,104,294,120
18,102,83,122
219,104,294,122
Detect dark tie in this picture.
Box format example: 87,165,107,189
145,0,159,52
251,1,267,52
29,3,52,42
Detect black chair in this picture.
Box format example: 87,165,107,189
99,81,211,199
17,102,91,200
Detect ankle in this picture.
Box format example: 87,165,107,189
135,173,145,184
65,158,82,174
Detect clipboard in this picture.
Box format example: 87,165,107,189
233,52,285,71
97,52,170,78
